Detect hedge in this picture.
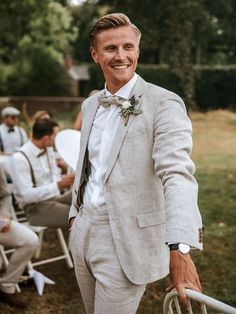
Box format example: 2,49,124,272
87,64,236,111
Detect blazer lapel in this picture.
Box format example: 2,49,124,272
104,76,146,182
79,96,100,163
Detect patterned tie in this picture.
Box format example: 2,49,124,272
8,127,15,133
98,95,124,108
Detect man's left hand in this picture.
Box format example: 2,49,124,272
166,250,202,307
0,218,11,233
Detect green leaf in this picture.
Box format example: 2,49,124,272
133,109,143,115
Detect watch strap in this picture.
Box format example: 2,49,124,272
169,243,179,251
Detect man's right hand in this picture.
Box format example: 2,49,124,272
167,251,202,307
57,174,75,190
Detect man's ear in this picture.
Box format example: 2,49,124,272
90,46,99,64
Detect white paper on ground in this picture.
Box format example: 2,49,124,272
55,129,81,171
28,269,55,296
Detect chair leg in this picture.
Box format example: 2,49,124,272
0,245,9,269
34,228,44,259
56,228,73,268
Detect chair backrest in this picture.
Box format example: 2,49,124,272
163,289,236,314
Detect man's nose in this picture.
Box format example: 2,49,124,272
115,47,126,60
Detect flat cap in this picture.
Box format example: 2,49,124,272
1,106,20,117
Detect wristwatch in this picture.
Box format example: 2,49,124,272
169,243,190,254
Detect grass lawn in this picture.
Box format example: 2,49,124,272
1,110,236,313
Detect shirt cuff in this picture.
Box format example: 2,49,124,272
51,182,60,197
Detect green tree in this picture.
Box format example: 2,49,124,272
203,0,236,64
70,0,105,62
7,45,71,96
156,0,209,109
0,0,77,96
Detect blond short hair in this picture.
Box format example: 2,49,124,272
89,13,141,47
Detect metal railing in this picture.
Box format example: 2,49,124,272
163,289,236,314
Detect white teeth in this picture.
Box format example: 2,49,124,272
112,65,129,69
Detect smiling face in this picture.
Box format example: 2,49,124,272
91,26,140,94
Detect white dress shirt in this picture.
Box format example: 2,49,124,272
83,73,138,209
10,141,61,208
0,124,28,154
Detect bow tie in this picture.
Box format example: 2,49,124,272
98,95,124,108
8,127,15,133
37,148,46,158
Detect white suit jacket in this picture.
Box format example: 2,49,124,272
69,75,203,285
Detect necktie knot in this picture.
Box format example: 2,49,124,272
98,95,124,108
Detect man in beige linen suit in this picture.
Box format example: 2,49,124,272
69,13,203,313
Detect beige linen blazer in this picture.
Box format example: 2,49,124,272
69,75,203,285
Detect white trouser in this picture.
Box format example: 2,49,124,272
70,205,146,314
0,220,39,293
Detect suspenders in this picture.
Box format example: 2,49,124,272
0,126,24,152
18,127,24,146
18,151,37,187
18,149,53,188
0,131,4,152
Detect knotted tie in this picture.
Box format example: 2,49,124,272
98,95,124,108
8,127,15,133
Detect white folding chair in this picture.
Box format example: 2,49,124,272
163,289,236,314
11,204,73,269
29,227,73,268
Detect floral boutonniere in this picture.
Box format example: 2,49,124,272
120,95,143,126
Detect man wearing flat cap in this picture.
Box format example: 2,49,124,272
0,107,28,155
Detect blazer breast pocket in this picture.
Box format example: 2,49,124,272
137,210,165,228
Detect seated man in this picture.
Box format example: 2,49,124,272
0,168,39,308
10,119,74,228
0,107,28,155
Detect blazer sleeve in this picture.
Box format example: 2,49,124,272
152,93,203,250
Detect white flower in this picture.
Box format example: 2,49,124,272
122,101,132,109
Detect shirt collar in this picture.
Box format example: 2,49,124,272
104,73,138,100
28,140,45,157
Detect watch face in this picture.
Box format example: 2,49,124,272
179,243,190,254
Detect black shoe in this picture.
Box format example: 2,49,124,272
0,290,27,308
